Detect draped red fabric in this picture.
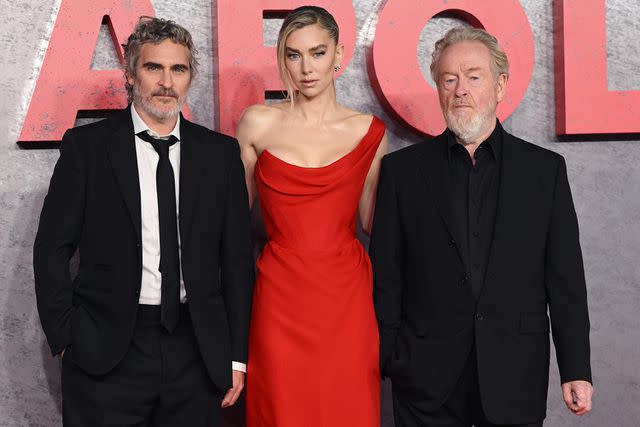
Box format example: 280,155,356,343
246,117,385,426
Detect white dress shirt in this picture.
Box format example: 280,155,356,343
132,104,186,305
131,105,246,373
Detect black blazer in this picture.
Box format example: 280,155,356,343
369,125,591,424
33,107,254,391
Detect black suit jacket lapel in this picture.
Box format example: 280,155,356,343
417,132,466,264
178,117,207,248
107,107,142,241
482,128,526,291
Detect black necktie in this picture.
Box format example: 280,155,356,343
137,131,180,333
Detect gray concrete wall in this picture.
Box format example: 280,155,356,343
1,1,638,425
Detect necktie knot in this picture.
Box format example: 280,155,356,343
137,131,178,158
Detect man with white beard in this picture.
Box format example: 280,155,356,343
370,27,593,426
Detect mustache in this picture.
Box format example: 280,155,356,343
451,99,472,107
152,89,178,98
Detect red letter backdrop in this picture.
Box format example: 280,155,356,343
369,0,534,137
16,0,640,143
18,0,155,143
554,0,640,134
214,0,356,135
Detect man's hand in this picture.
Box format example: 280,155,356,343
562,380,593,416
221,370,245,408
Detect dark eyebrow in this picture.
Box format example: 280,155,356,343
142,62,189,71
308,44,328,52
285,44,328,54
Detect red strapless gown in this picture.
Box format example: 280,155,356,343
246,117,384,427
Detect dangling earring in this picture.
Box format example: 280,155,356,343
334,64,341,72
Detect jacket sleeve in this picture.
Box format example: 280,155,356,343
221,141,255,364
545,156,592,384
33,129,86,356
369,155,405,376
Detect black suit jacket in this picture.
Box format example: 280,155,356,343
369,125,591,424
33,107,254,391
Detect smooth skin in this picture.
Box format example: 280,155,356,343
236,23,387,233
435,40,594,417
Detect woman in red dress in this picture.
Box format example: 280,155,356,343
236,6,387,426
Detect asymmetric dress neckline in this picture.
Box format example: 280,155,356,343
246,116,385,426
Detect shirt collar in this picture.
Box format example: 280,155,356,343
131,103,181,141
446,119,502,162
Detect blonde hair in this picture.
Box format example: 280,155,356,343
276,6,339,104
430,27,509,83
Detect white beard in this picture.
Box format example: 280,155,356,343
132,84,185,122
444,107,494,145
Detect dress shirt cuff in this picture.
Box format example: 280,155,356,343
232,361,247,373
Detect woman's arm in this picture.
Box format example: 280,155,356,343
359,131,388,234
235,105,267,209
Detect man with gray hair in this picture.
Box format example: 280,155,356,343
34,17,253,425
370,27,592,426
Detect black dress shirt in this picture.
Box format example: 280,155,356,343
447,122,502,298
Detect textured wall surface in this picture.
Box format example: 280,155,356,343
1,1,639,426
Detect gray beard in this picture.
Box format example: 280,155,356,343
445,109,493,145
132,84,185,122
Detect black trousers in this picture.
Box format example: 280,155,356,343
392,346,543,427
62,304,222,426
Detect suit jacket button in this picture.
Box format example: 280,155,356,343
475,313,484,321
449,238,456,245
460,276,469,286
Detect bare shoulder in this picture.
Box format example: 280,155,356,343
238,104,282,128
237,103,287,144
339,107,378,133
340,108,386,154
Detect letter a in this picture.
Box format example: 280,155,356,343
19,0,155,143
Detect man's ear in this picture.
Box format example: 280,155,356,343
496,73,508,102
126,71,135,87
